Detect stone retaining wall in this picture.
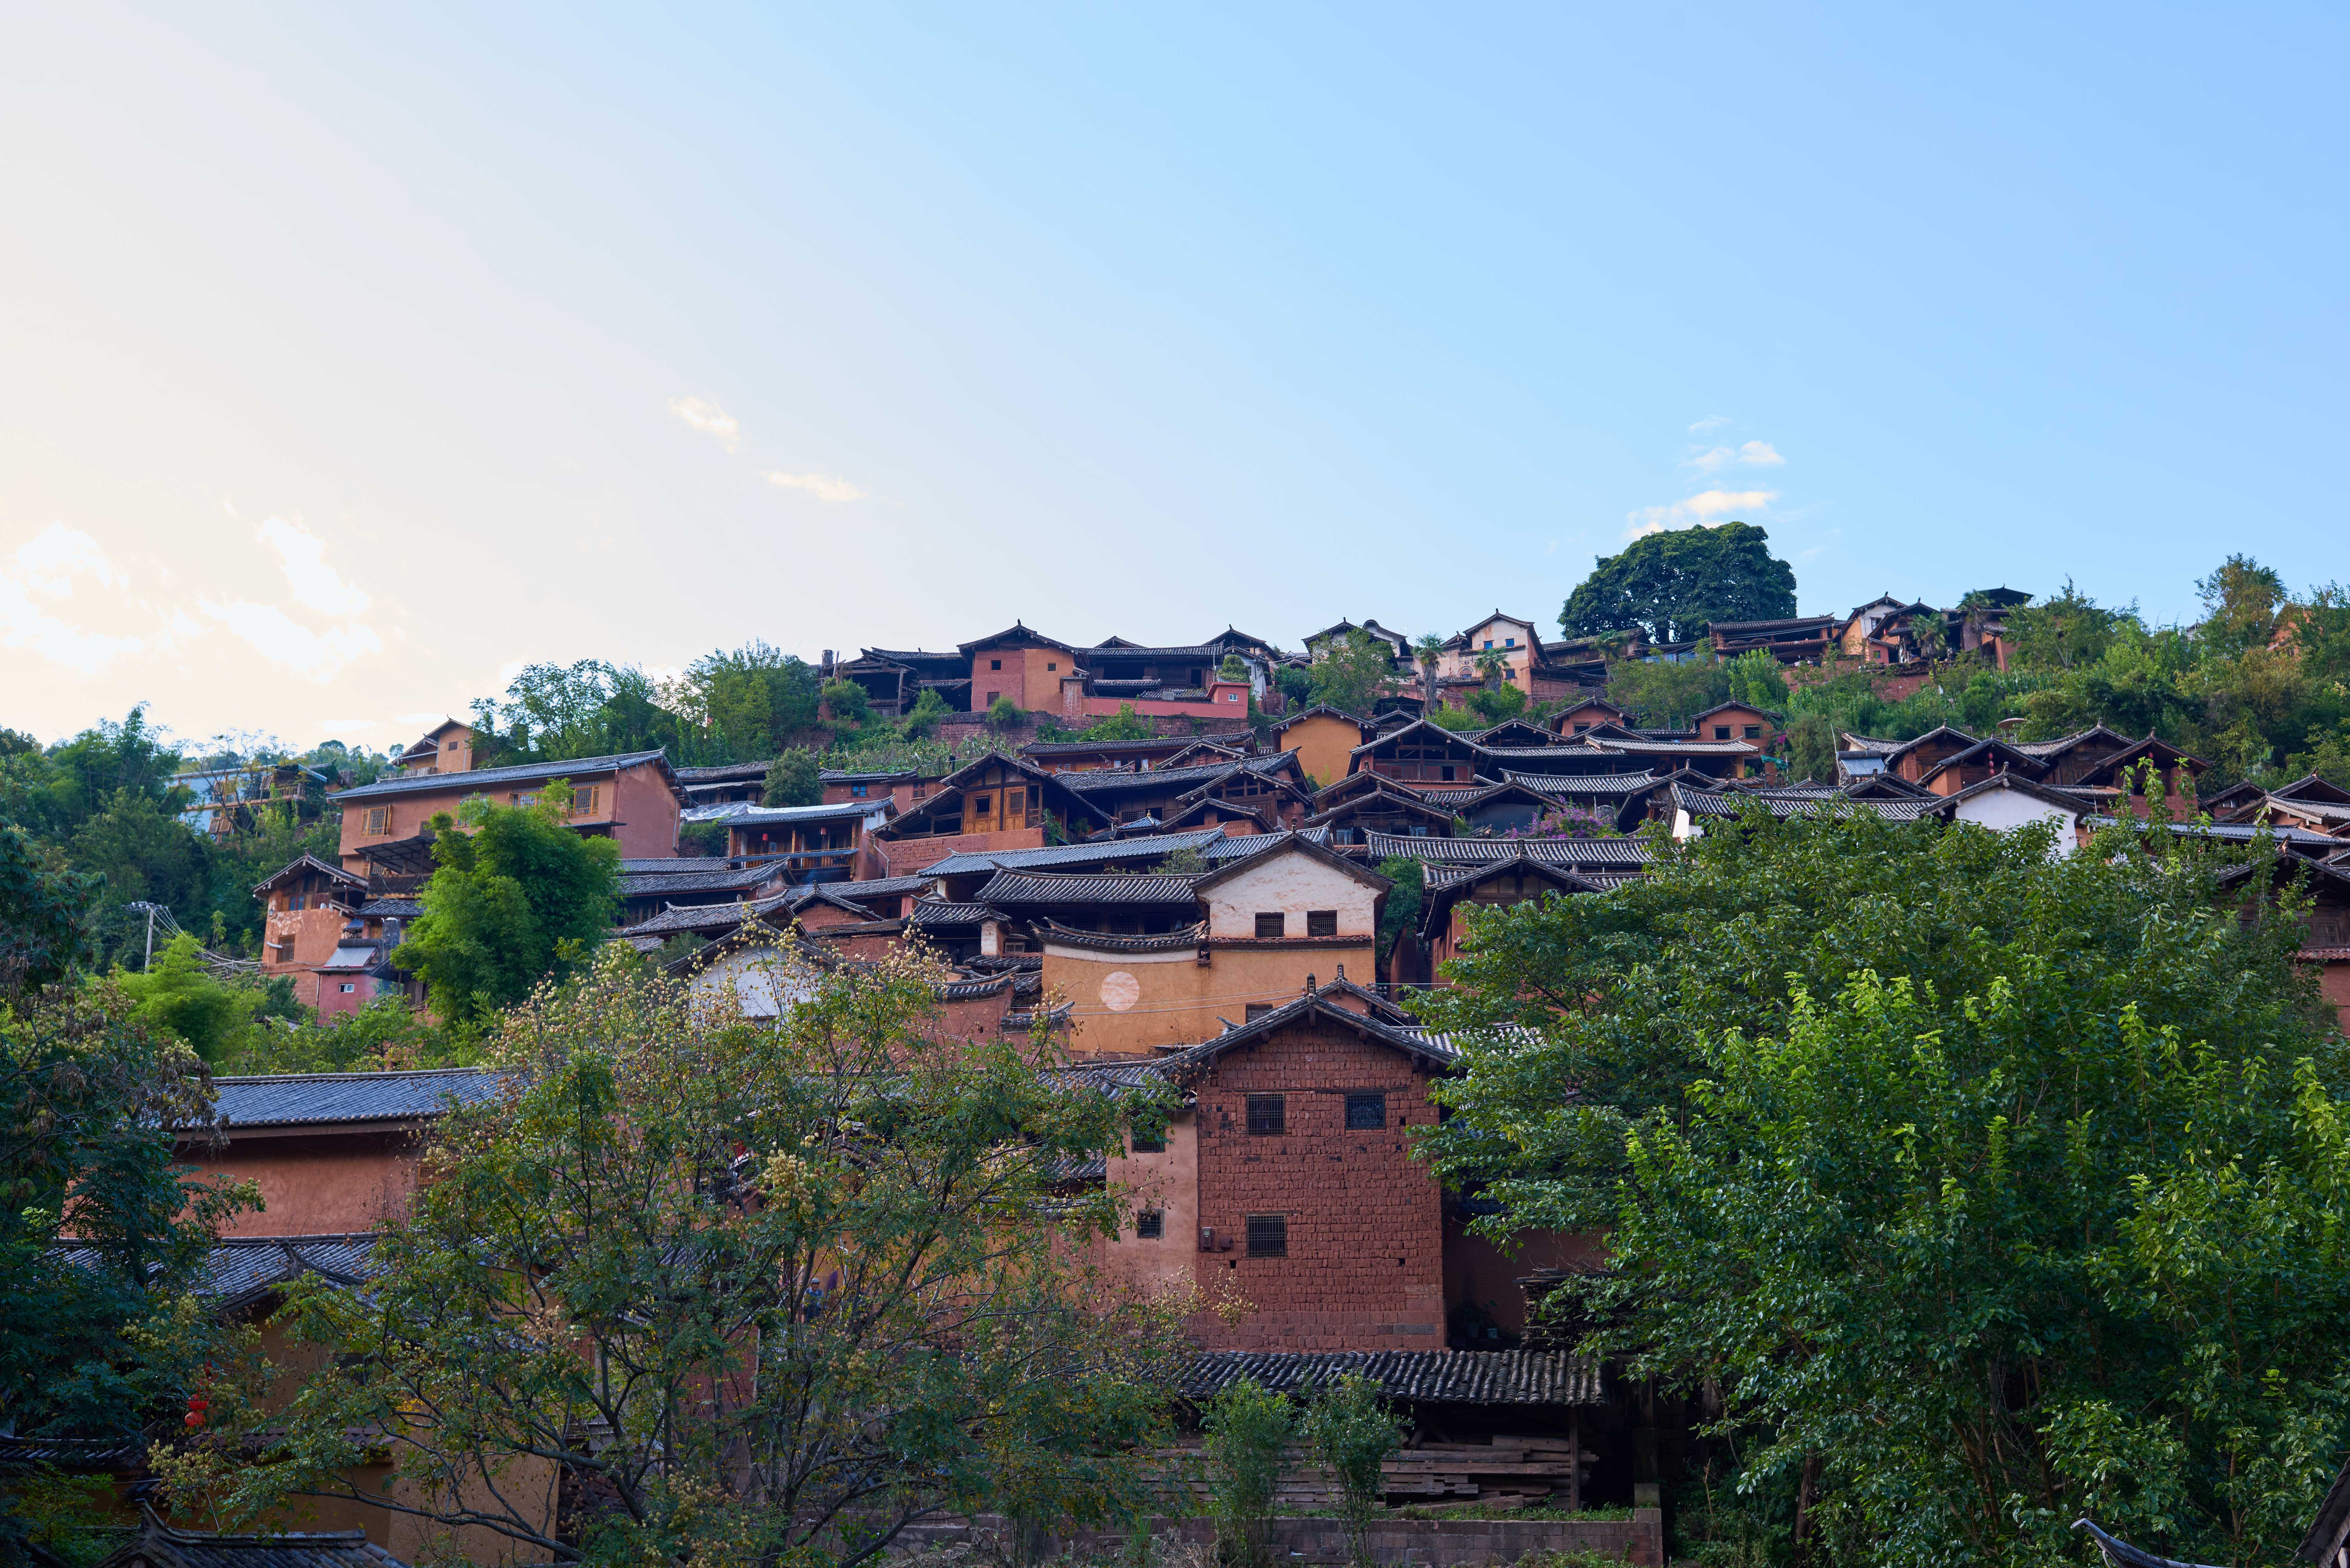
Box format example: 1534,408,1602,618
895,1509,1666,1566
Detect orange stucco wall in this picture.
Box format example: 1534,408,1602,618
339,761,681,871
971,645,1071,712
181,1130,425,1238
1279,714,1364,794
875,824,1049,875
1047,940,1378,1055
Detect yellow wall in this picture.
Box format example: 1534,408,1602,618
1279,714,1363,793
1047,940,1379,1055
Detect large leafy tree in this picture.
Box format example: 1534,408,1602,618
1418,810,2350,1567
1308,630,1400,717
0,820,96,995
1559,521,1795,645
188,944,1185,1564
0,984,253,1558
472,660,689,765
393,788,620,1023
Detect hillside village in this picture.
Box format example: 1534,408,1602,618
12,554,2350,1567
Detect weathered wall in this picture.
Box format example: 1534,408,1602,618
182,1131,424,1238
1187,1022,1444,1350
1047,941,1378,1055
1097,1110,1201,1300
873,825,1047,875
1951,790,2080,854
1200,854,1379,940
1279,714,1365,794
609,762,684,860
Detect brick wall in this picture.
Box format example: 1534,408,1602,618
1190,1022,1444,1350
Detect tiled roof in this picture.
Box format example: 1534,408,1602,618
830,873,939,898
1035,919,1208,952
674,761,774,783
2007,724,2134,759
1058,755,1295,795
687,800,886,826
1201,826,1329,858
1500,771,1663,796
2084,816,2342,851
357,898,423,919
918,827,1229,875
1573,736,1760,756
206,1067,508,1130
1838,732,1907,755
1364,831,1654,868
1177,1348,1600,1406
334,750,675,803
616,897,790,938
83,1513,410,1566
195,1233,383,1309
618,862,792,897
1021,736,1216,757
620,857,736,872
976,871,1204,906
905,900,996,926
1673,783,1935,823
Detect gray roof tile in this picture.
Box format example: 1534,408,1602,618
207,1068,507,1129
1178,1349,1600,1406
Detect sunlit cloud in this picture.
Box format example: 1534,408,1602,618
1689,440,1785,473
766,470,867,503
257,517,371,615
200,598,383,679
668,396,740,451
1626,489,1778,539
1688,415,1733,433
0,523,146,671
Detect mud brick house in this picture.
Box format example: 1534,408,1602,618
254,855,372,1006
979,833,1389,1054
673,759,773,810
1924,773,2093,851
613,872,940,949
714,799,894,877
1837,724,2212,812
333,749,689,875
1350,718,1764,786
871,753,1117,874
1021,735,1247,773
825,645,973,717
2220,773,2350,841
1707,614,1840,663
1058,752,1314,832
390,718,475,775
1091,983,1603,1354
1551,698,1629,737
1414,856,1602,976
1266,705,1373,791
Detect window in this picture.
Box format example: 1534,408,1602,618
1440,765,1456,782
990,659,1003,671
1346,1092,1387,1130
985,691,1000,705
364,807,392,836
1132,1126,1165,1153
1191,668,1203,685
1254,912,1285,939
1246,1094,1285,1134
1573,723,1590,735
338,982,356,994
1136,1209,1164,1239
572,785,601,816
445,739,459,751
1306,910,1337,938
1047,661,1058,671
850,783,868,797
288,894,305,911
972,795,992,816
1483,639,1494,649
1714,726,1732,740
514,792,538,808
1246,1214,1287,1256
1505,637,1516,647
1744,725,1762,740
1244,1003,1274,1021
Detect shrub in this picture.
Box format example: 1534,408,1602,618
1301,1375,1404,1565
1201,1377,1293,1567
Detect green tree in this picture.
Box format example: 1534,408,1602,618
1602,651,1734,730
1723,649,1790,713
669,642,822,762
2005,579,2132,673
1275,665,1315,708
1218,653,1250,682
0,984,254,1560
1419,809,2350,1567
1784,712,1838,783
393,789,620,1023
902,686,954,739
114,934,262,1064
820,676,873,726
1301,1375,1405,1567
1374,855,1423,963
1309,631,1397,717
68,791,216,969
2197,553,2289,657
1559,521,1796,645
763,749,823,807
987,694,1024,731
0,819,96,995
1201,1378,1294,1568
1073,703,1157,742
201,944,1183,1563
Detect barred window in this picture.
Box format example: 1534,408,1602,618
1246,1094,1285,1135
1131,1126,1165,1154
1306,910,1337,938
1346,1092,1387,1131
1254,912,1285,939
1244,1003,1273,1021
1136,1209,1164,1239
1246,1215,1287,1257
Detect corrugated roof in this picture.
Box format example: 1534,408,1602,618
334,750,673,802
974,870,1204,906
1178,1349,1600,1406
208,1067,508,1129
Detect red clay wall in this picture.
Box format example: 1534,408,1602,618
874,825,1048,876
1188,1023,1444,1350
183,1131,424,1237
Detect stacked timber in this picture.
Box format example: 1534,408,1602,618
1148,1436,1593,1511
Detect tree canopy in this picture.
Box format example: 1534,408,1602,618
1308,630,1399,717
179,943,1186,1564
392,787,620,1023
1559,521,1796,645
1417,809,2350,1566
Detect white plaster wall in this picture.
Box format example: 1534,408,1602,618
1202,851,1378,938
1953,792,2079,857
685,946,822,1019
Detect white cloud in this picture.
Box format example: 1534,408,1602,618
766,470,868,503
1738,440,1785,466
257,517,371,615
398,710,453,724
1688,415,1732,433
669,396,740,451
201,598,383,679
0,524,145,671
1625,488,1778,539
1690,445,1735,473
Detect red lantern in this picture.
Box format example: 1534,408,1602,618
183,1411,204,1428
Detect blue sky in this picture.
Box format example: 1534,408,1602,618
3,4,2344,746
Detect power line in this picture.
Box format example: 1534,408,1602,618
124,901,264,980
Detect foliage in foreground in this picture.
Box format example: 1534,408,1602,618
0,984,252,1560
165,943,1187,1566
1418,808,2350,1568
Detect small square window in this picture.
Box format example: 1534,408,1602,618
1483,639,1494,649
1246,1214,1287,1256
1136,1209,1164,1239
1346,1092,1387,1130
445,739,459,750
1246,1094,1285,1135
1714,726,1732,740
1244,1003,1274,1021
1441,765,1456,782
972,795,991,814
1254,912,1285,939
991,659,1003,671
1744,725,1762,740
338,982,356,994
1505,637,1516,647
1306,910,1337,938
985,691,999,705
1573,723,1589,735
850,783,868,797
1048,662,1058,671
289,894,306,911
1131,1126,1165,1153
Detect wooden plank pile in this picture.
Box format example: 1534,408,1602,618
1148,1436,1593,1512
